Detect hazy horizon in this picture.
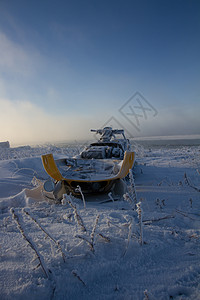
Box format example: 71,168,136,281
8,133,200,148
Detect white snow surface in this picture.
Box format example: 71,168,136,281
0,143,200,300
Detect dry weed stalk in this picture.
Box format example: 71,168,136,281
136,202,143,246
107,219,125,229
75,235,94,252
10,208,49,278
123,192,134,209
76,214,110,252
144,289,149,300
72,270,86,286
184,172,190,185
97,233,110,243
108,192,114,203
107,219,134,232
184,172,200,192
66,196,87,232
31,176,42,187
121,219,133,257
155,198,163,210
123,169,137,209
143,215,175,224
76,185,86,208
23,209,66,262
91,215,100,249
176,209,196,220
128,169,137,205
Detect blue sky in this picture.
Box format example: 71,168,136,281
0,0,199,145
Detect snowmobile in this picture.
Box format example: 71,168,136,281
79,127,131,160
41,127,135,199
25,127,135,201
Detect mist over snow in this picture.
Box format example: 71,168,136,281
1,94,199,146
133,106,200,138
0,98,96,145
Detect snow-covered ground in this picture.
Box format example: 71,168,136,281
0,142,200,300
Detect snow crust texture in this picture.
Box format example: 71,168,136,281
0,143,200,300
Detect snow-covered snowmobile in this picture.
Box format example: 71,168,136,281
41,127,135,199
79,127,131,160
25,128,135,201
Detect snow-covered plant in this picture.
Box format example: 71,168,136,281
31,176,42,187
90,215,100,252
136,201,143,246
123,192,135,209
108,192,114,203
161,199,166,207
155,198,162,210
66,195,86,232
11,208,49,278
121,218,133,257
184,172,190,185
75,235,94,252
184,173,200,192
76,185,86,209
23,208,66,262
123,168,137,210
76,214,109,253
128,169,137,205
61,194,68,205
143,289,149,300
71,270,86,286
62,193,74,205
123,169,137,209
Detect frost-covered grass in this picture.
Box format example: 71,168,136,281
0,143,200,299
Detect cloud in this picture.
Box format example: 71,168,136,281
1,96,199,147
102,102,200,139
136,106,200,137
0,31,40,77
0,98,96,146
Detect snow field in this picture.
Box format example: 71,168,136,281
0,143,200,299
